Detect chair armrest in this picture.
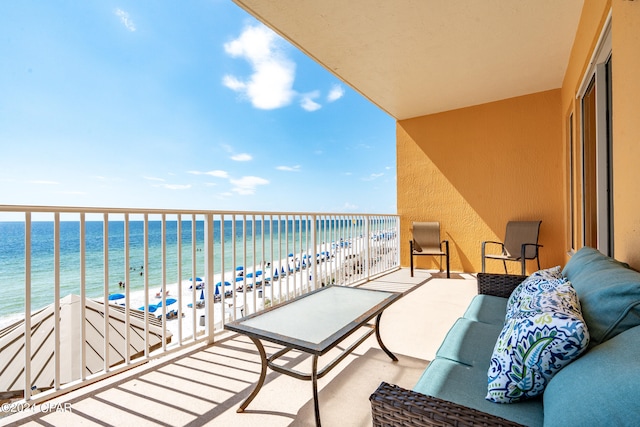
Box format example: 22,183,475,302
477,273,527,298
520,243,543,260
370,382,524,427
482,240,504,251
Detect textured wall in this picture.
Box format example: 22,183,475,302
397,90,564,274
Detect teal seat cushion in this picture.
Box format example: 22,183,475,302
543,325,640,426
414,358,543,427
436,318,503,366
562,247,640,346
463,295,508,326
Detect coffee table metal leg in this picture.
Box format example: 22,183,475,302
375,312,398,361
311,354,321,427
238,336,268,413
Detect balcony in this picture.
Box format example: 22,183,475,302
1,205,406,420
1,266,478,426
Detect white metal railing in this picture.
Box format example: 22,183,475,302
0,205,399,407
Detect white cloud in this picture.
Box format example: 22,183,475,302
188,170,229,178
28,180,59,185
229,176,269,195
363,173,384,181
56,190,87,195
327,84,345,102
159,184,191,190
231,153,252,162
223,24,295,110
276,165,301,172
300,91,322,112
115,9,136,32
222,76,245,91
207,170,228,178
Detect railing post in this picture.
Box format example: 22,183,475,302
365,215,371,282
204,213,215,344
80,213,87,379
23,212,32,401
160,214,167,350
143,214,150,357
102,213,110,372
191,215,198,338
176,215,182,344
123,213,130,363
54,212,61,389
311,214,317,290
396,216,401,267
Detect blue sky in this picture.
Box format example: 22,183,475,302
0,1,396,215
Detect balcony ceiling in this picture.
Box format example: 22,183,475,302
233,0,584,120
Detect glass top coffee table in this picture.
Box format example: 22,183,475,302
224,285,402,427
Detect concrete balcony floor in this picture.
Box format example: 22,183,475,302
4,269,478,427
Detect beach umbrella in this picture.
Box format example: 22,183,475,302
288,253,294,257
215,281,232,287
138,304,158,313
246,272,254,278
236,266,244,271
108,293,125,301
199,289,205,300
156,298,177,307
256,270,262,276
273,269,279,277
236,276,244,282
189,277,203,282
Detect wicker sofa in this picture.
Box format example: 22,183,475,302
370,247,640,426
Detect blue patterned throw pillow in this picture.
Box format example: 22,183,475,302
487,274,590,403
505,266,563,319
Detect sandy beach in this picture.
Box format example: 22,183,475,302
98,238,363,341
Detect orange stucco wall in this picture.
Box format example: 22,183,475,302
397,90,565,274
399,0,640,273
610,0,640,268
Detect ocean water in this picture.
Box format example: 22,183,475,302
0,219,362,321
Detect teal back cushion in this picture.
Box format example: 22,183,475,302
562,247,640,346
543,325,640,426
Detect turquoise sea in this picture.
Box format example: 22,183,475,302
0,219,362,322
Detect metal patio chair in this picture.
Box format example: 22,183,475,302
410,222,450,278
481,220,542,275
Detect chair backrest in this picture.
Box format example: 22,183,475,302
412,222,441,252
503,221,541,259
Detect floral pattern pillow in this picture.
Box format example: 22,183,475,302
505,266,563,319
487,274,590,403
